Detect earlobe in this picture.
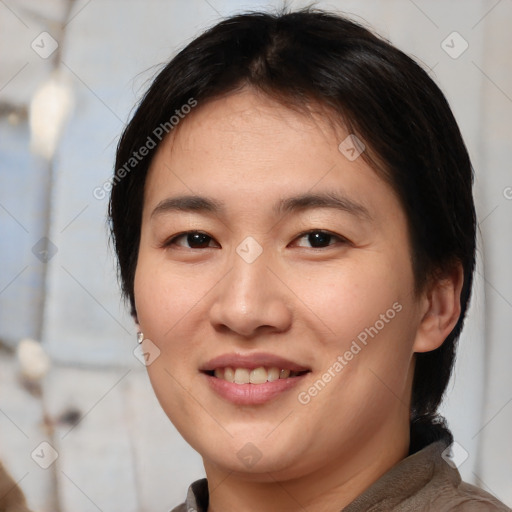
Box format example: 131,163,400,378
413,263,464,353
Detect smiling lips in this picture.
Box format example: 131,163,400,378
200,353,311,404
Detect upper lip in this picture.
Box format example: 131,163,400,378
200,352,311,372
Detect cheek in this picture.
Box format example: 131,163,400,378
295,253,418,401
292,254,413,343
134,256,208,435
134,254,208,345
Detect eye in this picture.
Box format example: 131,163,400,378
293,230,349,249
164,231,219,249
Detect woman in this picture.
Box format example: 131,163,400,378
109,8,510,511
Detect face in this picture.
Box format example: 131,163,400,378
134,88,427,482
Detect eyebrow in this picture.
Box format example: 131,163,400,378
276,191,371,220
151,191,371,221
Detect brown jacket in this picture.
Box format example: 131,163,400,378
170,422,510,511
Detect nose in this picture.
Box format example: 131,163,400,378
208,246,293,338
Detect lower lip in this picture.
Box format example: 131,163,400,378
202,372,309,405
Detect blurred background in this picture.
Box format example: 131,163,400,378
0,0,511,510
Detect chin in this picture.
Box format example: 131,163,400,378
197,435,313,481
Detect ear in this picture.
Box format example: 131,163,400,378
413,262,464,353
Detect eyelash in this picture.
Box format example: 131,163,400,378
162,229,350,250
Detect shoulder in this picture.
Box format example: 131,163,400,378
428,454,510,511
434,480,512,511
410,420,510,511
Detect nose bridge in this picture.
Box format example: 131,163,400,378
209,237,292,336
231,239,269,304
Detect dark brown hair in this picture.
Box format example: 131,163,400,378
109,7,476,425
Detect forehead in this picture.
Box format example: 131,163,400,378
164,89,346,158
143,88,401,225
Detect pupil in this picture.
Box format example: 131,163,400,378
189,233,210,248
309,232,330,247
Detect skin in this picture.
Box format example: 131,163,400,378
134,88,463,512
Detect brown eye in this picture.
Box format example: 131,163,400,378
294,230,348,248
166,231,218,249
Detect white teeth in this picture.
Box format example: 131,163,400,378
249,367,267,384
267,367,280,382
234,368,250,384
212,366,301,384
224,367,235,383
